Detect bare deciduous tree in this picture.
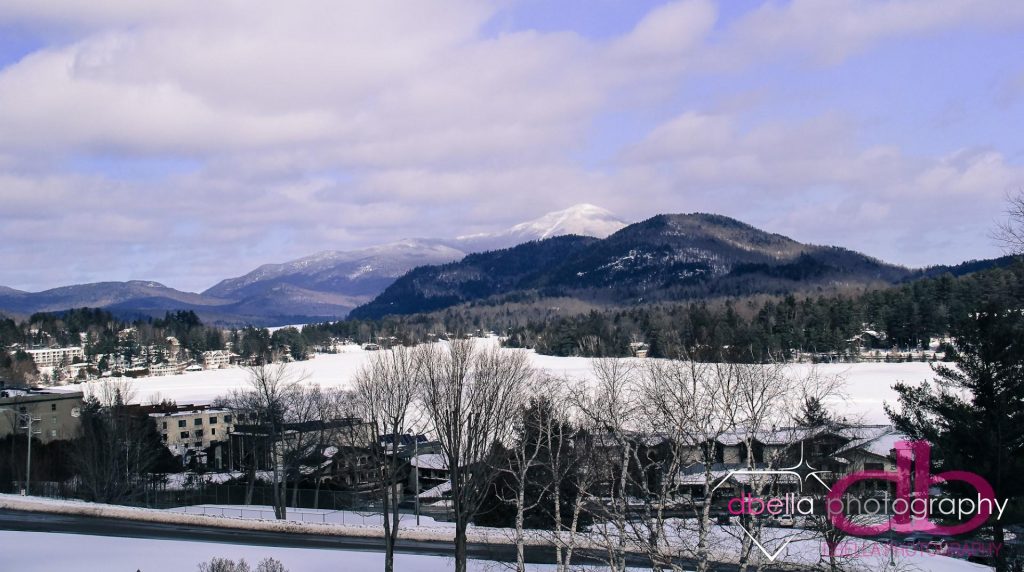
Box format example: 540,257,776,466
225,363,306,519
532,376,590,572
633,359,742,572
350,345,423,572
574,357,640,572
305,386,350,509
281,384,326,509
85,377,138,407
995,189,1024,255
419,340,533,572
492,376,549,572
196,557,289,572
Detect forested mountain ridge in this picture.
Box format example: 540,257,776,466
0,205,626,325
507,258,1024,359
350,213,912,319
348,236,600,319
0,281,231,317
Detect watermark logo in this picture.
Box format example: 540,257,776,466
713,441,824,561
827,440,1006,536
716,440,1007,563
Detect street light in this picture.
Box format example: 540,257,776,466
0,407,41,495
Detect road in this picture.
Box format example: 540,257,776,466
0,509,602,566
0,509,790,571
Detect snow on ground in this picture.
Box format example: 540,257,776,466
0,494,528,546
170,504,454,528
51,342,938,423
0,527,989,572
528,353,937,424
0,495,992,571
0,530,529,572
166,506,992,572
696,524,994,572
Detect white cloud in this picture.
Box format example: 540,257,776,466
609,0,716,61
621,108,1024,266
716,0,1024,67
0,1,1021,290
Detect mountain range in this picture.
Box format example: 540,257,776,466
0,204,628,325
348,213,912,319
4,204,1002,326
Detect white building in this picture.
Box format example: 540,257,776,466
24,347,85,368
149,362,186,377
201,350,234,369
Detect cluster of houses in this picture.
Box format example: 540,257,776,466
0,379,906,518
624,330,953,363
7,334,240,384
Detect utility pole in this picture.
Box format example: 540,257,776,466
26,413,38,495
408,429,420,526
0,408,41,495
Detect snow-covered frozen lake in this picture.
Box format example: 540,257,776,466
55,343,940,424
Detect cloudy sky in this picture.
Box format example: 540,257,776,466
1,0,1023,293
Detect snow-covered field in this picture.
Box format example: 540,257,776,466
52,343,938,423
528,353,936,424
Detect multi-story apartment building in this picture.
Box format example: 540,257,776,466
0,386,84,443
23,347,85,368
149,361,186,377
201,350,234,369
146,405,236,458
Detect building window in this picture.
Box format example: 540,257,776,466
180,432,189,439
50,430,57,438
211,428,216,435
194,418,202,426
224,415,232,423
193,430,203,438
178,420,187,428
209,416,218,424
162,422,167,430
51,416,57,425
51,404,57,411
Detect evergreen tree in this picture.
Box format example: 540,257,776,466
887,300,1024,564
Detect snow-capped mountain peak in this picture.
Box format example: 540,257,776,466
200,205,628,320
456,203,626,249
507,203,625,240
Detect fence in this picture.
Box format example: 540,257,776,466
171,504,435,526
22,479,427,518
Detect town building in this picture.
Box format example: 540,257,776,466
0,386,84,443
202,350,235,369
581,424,905,503
229,417,377,483
673,424,905,497
408,451,449,494
143,404,237,465
149,361,186,377
23,346,85,368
